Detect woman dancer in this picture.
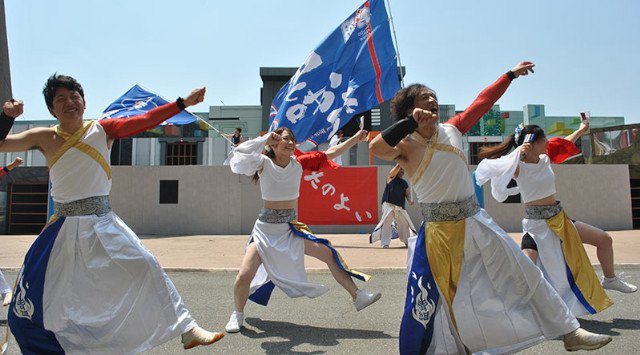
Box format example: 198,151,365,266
476,123,636,316
370,61,611,353
225,128,381,333
369,164,416,248
0,76,223,353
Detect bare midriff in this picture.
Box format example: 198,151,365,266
263,199,298,210
525,194,557,206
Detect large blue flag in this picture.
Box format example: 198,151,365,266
100,85,198,125
268,0,400,145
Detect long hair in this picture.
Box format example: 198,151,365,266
479,125,546,160
390,84,437,121
252,127,296,183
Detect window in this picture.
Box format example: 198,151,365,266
110,138,133,165
165,141,198,165
159,180,179,204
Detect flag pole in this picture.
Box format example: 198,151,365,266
194,115,235,145
384,0,405,88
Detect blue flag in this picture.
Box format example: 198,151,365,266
268,0,400,145
100,85,198,125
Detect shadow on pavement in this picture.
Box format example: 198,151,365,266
242,317,395,354
578,318,640,336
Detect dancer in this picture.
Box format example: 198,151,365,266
476,122,635,315
370,61,611,353
369,164,416,248
0,75,223,354
225,128,381,333
0,154,23,307
221,127,244,147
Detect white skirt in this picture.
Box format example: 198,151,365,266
401,209,578,354
9,212,195,354
370,202,417,246
249,220,329,303
523,218,605,317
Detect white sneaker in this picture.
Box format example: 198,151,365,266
225,311,244,333
602,274,637,293
353,289,382,311
180,326,224,350
563,328,611,351
1,291,11,307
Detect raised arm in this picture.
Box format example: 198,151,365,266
565,121,589,143
446,61,535,134
99,87,205,139
325,129,368,160
0,99,49,153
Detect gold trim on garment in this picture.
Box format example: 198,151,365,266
49,121,112,179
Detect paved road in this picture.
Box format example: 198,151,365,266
1,267,639,354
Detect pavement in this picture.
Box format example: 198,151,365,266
1,231,639,354
1,230,639,270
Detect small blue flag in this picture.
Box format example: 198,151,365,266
268,0,400,145
100,85,198,125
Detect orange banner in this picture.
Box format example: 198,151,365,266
299,166,378,225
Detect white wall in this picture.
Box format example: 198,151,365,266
109,164,633,235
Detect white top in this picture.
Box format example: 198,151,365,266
411,124,474,203
515,155,556,203
259,156,302,201
50,122,112,203
476,149,556,203
229,135,302,201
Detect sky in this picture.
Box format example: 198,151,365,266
4,0,640,123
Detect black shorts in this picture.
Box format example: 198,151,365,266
521,219,577,251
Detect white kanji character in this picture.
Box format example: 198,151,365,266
333,193,351,211
303,171,324,189
355,211,362,222
286,103,308,124
321,183,336,196
365,211,372,219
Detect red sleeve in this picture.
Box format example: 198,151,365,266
547,137,580,164
0,168,7,179
294,149,340,171
98,102,182,139
445,74,512,135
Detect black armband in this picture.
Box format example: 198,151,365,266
506,70,516,80
381,117,418,147
176,97,186,110
2,166,9,173
0,112,16,140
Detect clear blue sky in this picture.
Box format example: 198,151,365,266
5,0,640,123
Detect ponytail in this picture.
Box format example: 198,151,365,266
479,135,517,160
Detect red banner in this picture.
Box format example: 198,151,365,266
299,166,378,225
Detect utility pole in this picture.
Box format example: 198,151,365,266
0,0,12,103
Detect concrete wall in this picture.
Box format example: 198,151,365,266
109,164,633,235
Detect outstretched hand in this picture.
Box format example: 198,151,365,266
511,61,535,78
183,87,206,107
3,99,24,118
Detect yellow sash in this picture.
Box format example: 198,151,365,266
425,220,466,330
49,121,112,179
410,130,467,185
546,211,613,312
